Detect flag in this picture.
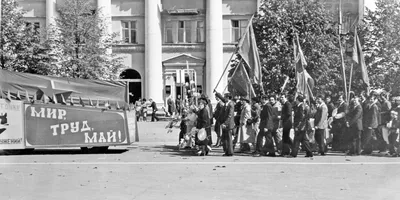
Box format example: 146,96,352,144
79,97,85,107
89,98,94,106
16,91,21,100
41,94,49,104
24,90,30,102
352,27,370,87
96,99,100,108
52,94,58,104
60,94,67,105
293,34,314,102
237,15,262,90
228,59,256,98
6,90,12,102
116,101,121,110
70,96,74,106
33,92,37,101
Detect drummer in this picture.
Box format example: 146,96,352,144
195,98,211,156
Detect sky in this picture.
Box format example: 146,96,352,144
364,0,377,11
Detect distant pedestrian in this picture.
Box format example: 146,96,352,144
150,98,159,122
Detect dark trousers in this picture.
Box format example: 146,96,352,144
214,121,221,138
255,128,274,154
362,128,374,154
291,130,313,157
388,132,398,154
349,127,361,155
151,111,159,122
281,126,292,155
315,129,326,154
222,128,233,155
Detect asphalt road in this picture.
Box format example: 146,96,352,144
1,121,400,200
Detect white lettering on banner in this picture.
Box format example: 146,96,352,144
30,107,67,120
50,121,92,136
84,131,122,143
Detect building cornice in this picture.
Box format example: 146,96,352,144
112,44,237,53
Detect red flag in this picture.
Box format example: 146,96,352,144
228,59,256,98
294,34,314,102
16,91,21,100
24,90,30,102
237,15,262,91
60,94,67,105
352,28,370,87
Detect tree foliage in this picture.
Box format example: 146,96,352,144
360,0,400,95
253,0,342,96
0,0,52,74
47,0,124,80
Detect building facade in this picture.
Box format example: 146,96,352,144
16,0,363,104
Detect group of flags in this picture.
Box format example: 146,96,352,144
226,13,369,102
0,89,127,111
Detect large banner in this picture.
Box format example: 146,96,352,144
0,99,25,149
25,104,129,147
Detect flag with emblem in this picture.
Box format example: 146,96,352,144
228,59,256,98
293,34,314,102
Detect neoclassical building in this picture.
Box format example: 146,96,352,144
16,0,364,104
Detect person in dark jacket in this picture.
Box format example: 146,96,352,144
218,92,235,156
331,95,348,151
150,99,159,122
387,110,400,156
280,93,293,156
326,95,335,118
195,99,211,156
254,95,275,157
361,95,379,155
291,95,313,158
201,94,213,146
346,95,363,155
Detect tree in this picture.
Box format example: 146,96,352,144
47,0,124,80
360,0,400,95
253,0,342,96
0,0,52,74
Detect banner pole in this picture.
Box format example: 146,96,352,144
213,50,237,92
347,63,354,103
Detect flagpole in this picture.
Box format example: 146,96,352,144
338,0,348,101
347,63,354,103
213,50,237,92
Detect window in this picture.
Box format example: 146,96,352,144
165,21,174,43
122,21,137,44
164,20,203,44
231,20,248,42
196,21,204,43
178,21,192,43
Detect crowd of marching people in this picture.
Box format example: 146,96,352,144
158,89,400,157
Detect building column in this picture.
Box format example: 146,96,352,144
206,0,223,103
46,0,57,38
97,0,112,36
145,0,163,104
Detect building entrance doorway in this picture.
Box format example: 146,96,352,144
120,69,142,104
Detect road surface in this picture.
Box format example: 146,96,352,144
0,121,399,200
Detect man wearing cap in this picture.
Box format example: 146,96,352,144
218,92,235,156
345,94,363,155
254,95,275,157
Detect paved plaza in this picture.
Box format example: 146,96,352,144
0,121,399,200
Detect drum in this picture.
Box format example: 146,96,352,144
197,128,207,141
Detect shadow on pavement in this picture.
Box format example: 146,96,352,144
0,149,128,156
